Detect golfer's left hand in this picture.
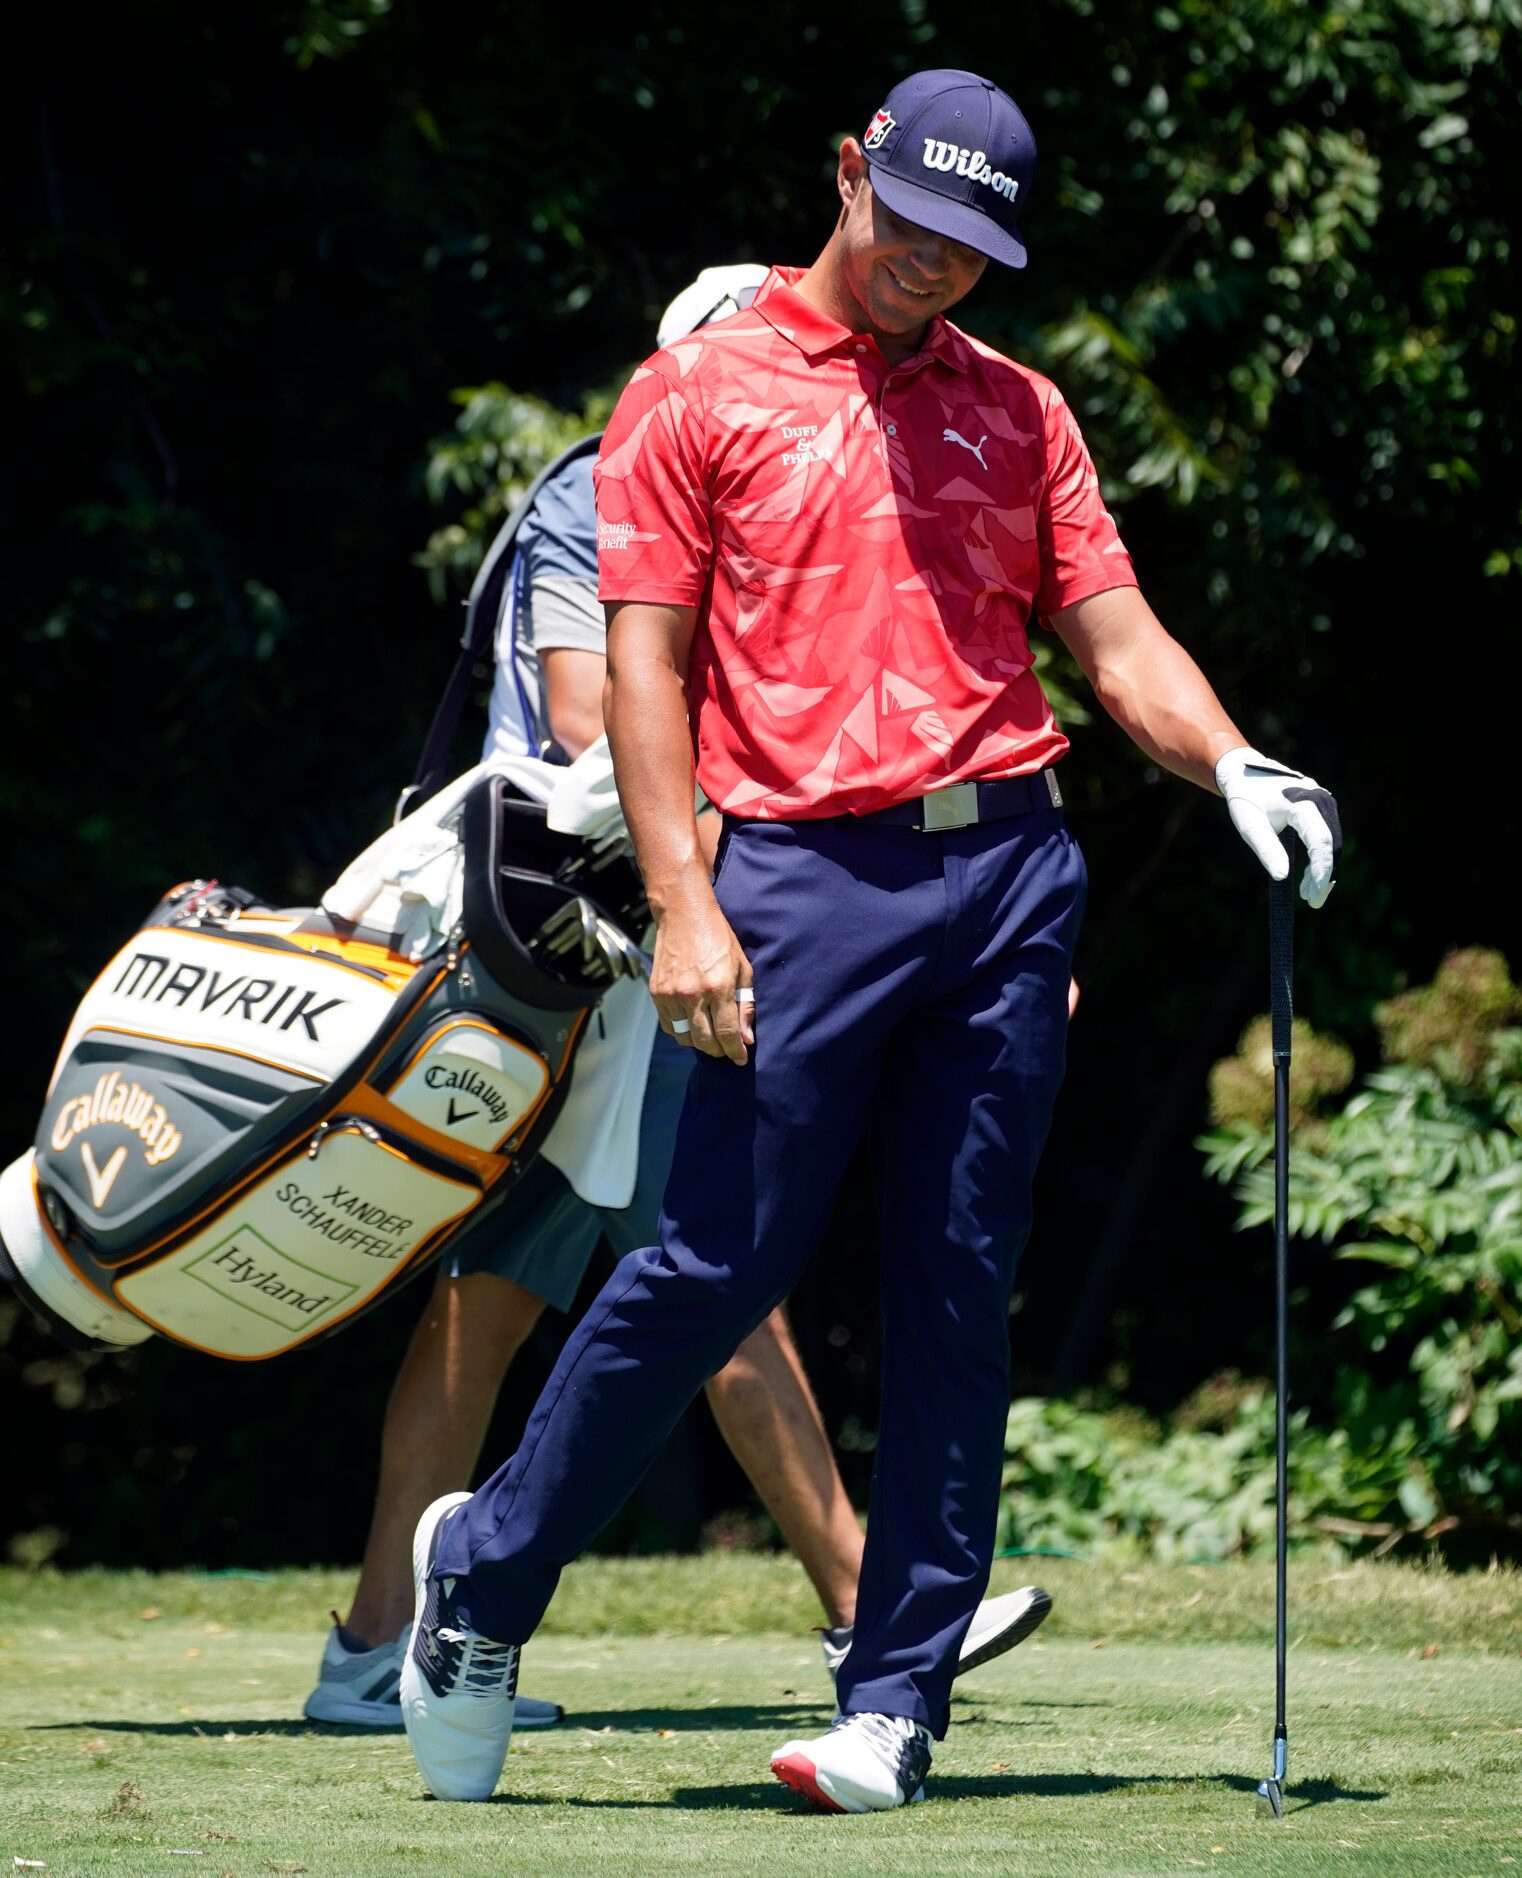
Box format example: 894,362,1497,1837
1215,746,1342,909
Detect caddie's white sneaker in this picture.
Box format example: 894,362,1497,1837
818,1585,1052,1683
959,1585,1053,1672
399,1492,520,1801
772,1712,933,1813
305,1616,563,1731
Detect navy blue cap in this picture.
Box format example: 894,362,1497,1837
860,69,1036,269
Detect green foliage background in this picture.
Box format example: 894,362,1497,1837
3,0,1518,1565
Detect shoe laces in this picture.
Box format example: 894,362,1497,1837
437,1626,518,1698
833,1711,932,1790
834,1711,924,1750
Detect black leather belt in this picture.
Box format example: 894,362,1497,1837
855,769,1063,831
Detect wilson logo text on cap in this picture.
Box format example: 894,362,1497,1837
921,142,1020,202
858,69,1036,269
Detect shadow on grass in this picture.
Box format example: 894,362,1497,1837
949,1773,1390,1812
32,1719,1388,1817
35,1700,1069,1739
35,1719,376,1738
1281,1778,1389,1815
560,1700,1074,1733
436,1772,1388,1812
33,1719,1389,1814
1018,1699,1113,1709
35,1710,831,1738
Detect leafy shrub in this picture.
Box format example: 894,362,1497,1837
1000,949,1522,1563
1207,1017,1353,1134
1377,948,1522,1091
997,1383,1417,1563
1198,948,1522,1550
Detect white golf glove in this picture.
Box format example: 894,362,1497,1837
1215,746,1342,909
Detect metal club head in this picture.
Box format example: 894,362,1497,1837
528,895,650,986
1255,1736,1287,1818
589,921,629,983
577,897,600,965
592,917,650,982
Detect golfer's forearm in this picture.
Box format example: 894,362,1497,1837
1055,589,1244,792
1092,642,1244,790
604,655,709,915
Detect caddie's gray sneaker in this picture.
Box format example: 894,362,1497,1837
305,1616,562,1731
304,1620,409,1725
772,1712,933,1812
399,1492,520,1800
819,1585,1052,1683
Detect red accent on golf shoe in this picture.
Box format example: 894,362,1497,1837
771,1750,846,1813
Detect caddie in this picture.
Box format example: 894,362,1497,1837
398,69,1342,1813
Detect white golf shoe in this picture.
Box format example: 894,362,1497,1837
772,1711,933,1812
818,1584,1052,1683
305,1615,561,1730
399,1492,520,1801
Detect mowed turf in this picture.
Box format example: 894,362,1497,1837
2,1557,1520,1876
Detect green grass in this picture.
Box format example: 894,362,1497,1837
2,1557,1520,1875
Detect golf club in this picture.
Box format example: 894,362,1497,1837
1256,835,1294,1820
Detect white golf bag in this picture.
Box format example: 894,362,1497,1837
0,435,649,1361
0,771,649,1359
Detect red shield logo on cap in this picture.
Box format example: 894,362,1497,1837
863,108,895,151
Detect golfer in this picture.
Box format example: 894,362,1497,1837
400,68,1341,1813
301,267,850,1729
307,266,1048,1733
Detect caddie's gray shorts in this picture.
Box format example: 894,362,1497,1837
441,1030,691,1314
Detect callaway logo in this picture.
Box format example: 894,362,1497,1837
51,1070,185,1176
944,427,989,471
864,108,895,151
423,1062,514,1128
922,141,1020,203
82,1143,128,1208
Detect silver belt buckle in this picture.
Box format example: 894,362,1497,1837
919,781,980,832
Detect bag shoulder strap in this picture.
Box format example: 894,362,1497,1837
405,430,605,815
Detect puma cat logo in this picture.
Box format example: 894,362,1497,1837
943,428,989,471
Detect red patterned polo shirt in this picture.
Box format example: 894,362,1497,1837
595,266,1135,819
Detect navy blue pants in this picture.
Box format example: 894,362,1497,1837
436,806,1086,1738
